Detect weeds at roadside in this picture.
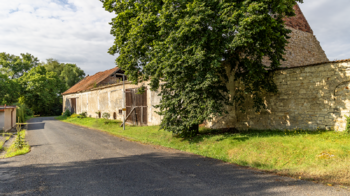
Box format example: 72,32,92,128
3,130,30,158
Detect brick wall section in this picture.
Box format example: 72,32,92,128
208,61,350,131
284,4,313,34
263,27,329,68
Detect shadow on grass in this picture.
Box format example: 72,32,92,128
181,128,335,144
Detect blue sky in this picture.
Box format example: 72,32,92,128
0,0,349,75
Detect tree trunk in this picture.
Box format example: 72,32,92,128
189,124,199,135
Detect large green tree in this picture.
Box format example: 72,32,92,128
42,59,85,90
0,52,39,79
102,0,301,136
0,73,20,105
18,66,65,115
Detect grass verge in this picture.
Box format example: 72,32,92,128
57,116,350,186
0,132,13,152
3,130,31,158
0,141,3,151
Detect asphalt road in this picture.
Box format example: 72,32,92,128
0,117,349,196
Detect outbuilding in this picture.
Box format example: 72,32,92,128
0,105,17,131
62,67,163,126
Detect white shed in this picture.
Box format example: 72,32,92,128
0,105,17,131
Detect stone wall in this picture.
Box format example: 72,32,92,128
263,27,328,68
208,61,350,131
63,82,162,126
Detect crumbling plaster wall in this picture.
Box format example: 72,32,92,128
208,61,350,131
63,82,162,126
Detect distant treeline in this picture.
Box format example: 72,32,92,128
0,52,85,116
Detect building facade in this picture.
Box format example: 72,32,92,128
62,67,162,126
63,5,350,131
0,106,17,131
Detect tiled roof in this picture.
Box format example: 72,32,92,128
62,67,120,95
284,4,313,34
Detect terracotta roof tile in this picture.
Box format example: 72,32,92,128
284,4,313,34
62,67,119,95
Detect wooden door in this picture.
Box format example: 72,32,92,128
70,98,77,114
125,88,147,125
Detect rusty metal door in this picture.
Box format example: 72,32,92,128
70,98,77,114
125,88,147,125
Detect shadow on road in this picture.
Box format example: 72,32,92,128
0,152,319,196
27,123,46,131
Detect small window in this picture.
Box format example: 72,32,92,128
113,112,117,119
119,109,123,115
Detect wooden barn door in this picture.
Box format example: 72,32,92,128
70,98,77,114
125,88,147,125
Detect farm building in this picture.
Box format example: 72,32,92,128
62,67,162,126
63,5,350,131
0,105,17,131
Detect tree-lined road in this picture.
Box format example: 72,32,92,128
0,117,348,195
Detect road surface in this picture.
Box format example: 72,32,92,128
0,117,348,195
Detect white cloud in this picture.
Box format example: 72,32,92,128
0,0,117,75
0,0,349,76
299,0,350,61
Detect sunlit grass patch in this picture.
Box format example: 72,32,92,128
3,130,31,158
57,116,350,186
0,141,4,151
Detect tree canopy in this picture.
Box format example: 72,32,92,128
0,73,19,105
0,52,85,116
18,66,66,115
0,52,39,79
103,0,301,136
42,59,85,91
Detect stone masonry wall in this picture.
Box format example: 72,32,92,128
263,27,329,68
208,61,350,131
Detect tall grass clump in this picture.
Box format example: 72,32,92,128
16,103,33,123
345,115,350,134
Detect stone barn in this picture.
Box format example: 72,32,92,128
62,67,162,126
207,4,350,131
63,5,350,131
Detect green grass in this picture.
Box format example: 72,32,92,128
57,116,350,186
0,132,13,152
0,141,3,151
3,130,31,158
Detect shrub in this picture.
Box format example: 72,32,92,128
78,112,87,118
63,109,71,117
14,124,25,149
346,115,350,133
70,113,79,118
95,111,101,118
102,112,110,120
15,103,33,123
16,104,25,123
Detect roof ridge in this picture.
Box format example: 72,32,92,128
62,67,119,95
